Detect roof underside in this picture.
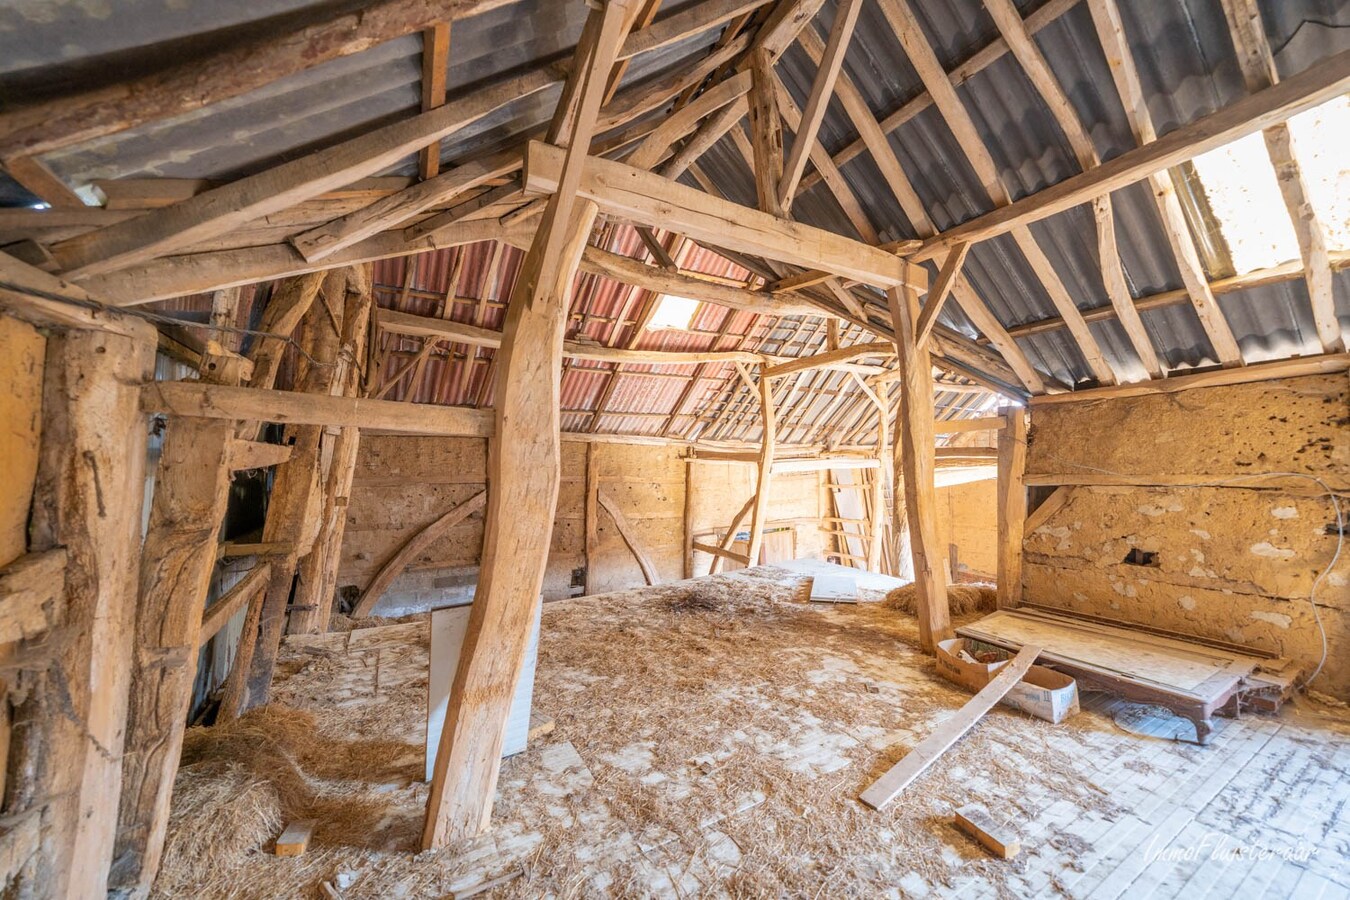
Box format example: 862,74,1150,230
2,0,1347,444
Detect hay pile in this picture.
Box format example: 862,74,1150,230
158,763,282,889
884,581,997,616
154,706,424,897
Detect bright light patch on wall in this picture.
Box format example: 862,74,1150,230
1286,95,1350,251
648,295,700,331
1189,132,1299,274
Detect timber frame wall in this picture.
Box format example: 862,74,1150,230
1,0,1348,893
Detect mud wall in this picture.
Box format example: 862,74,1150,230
1024,371,1350,698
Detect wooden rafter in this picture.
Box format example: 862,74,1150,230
418,22,452,179
1084,0,1246,366
1218,0,1342,354
777,0,863,211
981,0,1162,379
877,0,1117,385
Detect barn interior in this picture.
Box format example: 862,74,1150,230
0,0,1347,897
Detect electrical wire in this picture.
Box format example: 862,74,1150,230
1057,464,1343,688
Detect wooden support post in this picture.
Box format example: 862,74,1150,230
422,0,632,849
996,405,1027,609
886,286,952,651
852,373,889,572
109,414,234,894
584,443,600,593
222,270,346,716
682,461,694,579
744,365,776,566
19,322,155,900
747,46,786,217
289,266,373,634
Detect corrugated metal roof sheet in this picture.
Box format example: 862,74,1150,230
8,0,1347,443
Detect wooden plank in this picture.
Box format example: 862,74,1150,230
747,47,786,217
709,495,755,574
380,307,769,364
777,0,862,210
745,367,776,566
887,286,953,652
0,0,516,160
762,342,893,378
584,446,600,594
627,72,752,171
111,414,234,895
274,821,316,857
424,0,630,849
46,2,751,280
419,22,452,180
1087,0,1243,367
579,243,829,317
691,541,751,564
225,439,292,471
4,156,84,208
522,141,926,290
0,549,67,643
995,407,1027,610
1023,485,1073,534
934,416,1003,434
351,491,487,618
198,564,272,646
597,490,660,585
291,148,520,262
955,804,1022,859
142,381,494,436
1218,0,1342,354
859,645,1040,810
801,0,1081,192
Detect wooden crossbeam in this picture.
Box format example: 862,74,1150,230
523,141,926,289
142,382,494,435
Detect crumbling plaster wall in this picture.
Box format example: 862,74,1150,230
1023,371,1350,698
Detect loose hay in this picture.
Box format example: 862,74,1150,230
157,763,282,893
153,568,1142,898
884,581,997,616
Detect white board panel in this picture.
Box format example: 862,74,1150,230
425,601,542,781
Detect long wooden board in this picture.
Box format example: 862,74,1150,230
860,645,1040,810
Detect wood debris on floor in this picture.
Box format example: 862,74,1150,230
153,566,1350,898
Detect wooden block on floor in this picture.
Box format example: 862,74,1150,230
955,804,1020,859
274,820,316,857
528,714,555,741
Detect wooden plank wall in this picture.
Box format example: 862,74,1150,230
341,435,687,600
1024,371,1350,698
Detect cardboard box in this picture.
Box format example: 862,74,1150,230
936,638,1079,724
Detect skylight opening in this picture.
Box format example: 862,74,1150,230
648,295,700,331
1286,95,1350,251
1188,132,1299,275
1186,95,1350,276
